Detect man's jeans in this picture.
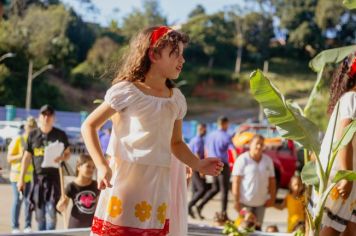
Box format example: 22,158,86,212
35,201,57,230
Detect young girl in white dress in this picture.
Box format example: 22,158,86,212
314,52,356,236
81,26,224,236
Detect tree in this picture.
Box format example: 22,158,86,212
70,36,120,88
316,0,356,46
0,5,73,65
0,4,74,108
256,0,356,55
66,8,97,63
121,0,167,40
241,12,274,62
182,12,235,68
188,4,205,18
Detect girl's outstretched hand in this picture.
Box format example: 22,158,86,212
197,158,224,176
97,164,113,190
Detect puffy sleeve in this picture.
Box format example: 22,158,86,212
104,81,135,112
174,88,187,120
339,92,356,120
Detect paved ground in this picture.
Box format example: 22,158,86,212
0,152,289,235
0,181,288,235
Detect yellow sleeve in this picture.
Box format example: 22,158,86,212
8,137,20,155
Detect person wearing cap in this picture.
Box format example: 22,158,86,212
7,117,37,234
197,116,237,224
17,104,70,231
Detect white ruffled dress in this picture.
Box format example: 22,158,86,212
91,81,187,236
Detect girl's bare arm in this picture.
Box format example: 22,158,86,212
81,102,116,168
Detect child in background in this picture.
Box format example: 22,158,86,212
235,207,261,231
56,154,100,228
274,175,305,233
265,225,279,233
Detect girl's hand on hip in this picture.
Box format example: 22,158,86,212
337,179,353,200
97,164,113,190
197,158,224,176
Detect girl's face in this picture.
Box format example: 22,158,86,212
78,160,95,178
154,41,185,80
290,177,303,195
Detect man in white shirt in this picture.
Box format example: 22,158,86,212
232,134,276,225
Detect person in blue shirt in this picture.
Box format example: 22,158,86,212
187,123,208,219
99,128,111,155
197,116,236,223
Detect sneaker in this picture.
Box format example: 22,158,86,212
188,206,196,219
213,212,229,226
220,211,230,222
195,206,205,220
11,228,20,234
23,227,32,233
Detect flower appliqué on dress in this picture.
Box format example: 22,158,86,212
157,203,167,224
107,196,123,218
330,187,340,201
135,201,152,222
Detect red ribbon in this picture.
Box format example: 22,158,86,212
150,26,171,47
348,57,356,79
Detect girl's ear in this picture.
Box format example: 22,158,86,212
148,48,158,63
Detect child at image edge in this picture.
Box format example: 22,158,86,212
81,25,224,236
56,154,100,228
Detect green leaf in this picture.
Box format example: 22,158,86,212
343,0,356,9
332,120,356,152
327,121,356,175
249,70,321,154
332,170,356,183
309,45,356,73
301,161,319,186
305,45,356,114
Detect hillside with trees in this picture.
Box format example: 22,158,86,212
0,0,355,127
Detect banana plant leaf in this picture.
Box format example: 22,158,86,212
343,0,356,9
301,161,319,186
309,45,356,72
332,120,356,151
327,120,356,174
304,45,356,114
250,70,321,154
332,170,356,183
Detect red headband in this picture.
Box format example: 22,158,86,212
150,26,171,47
348,57,356,79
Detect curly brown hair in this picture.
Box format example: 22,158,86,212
327,52,356,115
112,26,189,88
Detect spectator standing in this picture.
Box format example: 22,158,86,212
232,134,276,225
197,116,236,223
7,117,37,233
187,123,208,219
17,105,71,231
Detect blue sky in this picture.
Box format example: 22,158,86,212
61,0,245,26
